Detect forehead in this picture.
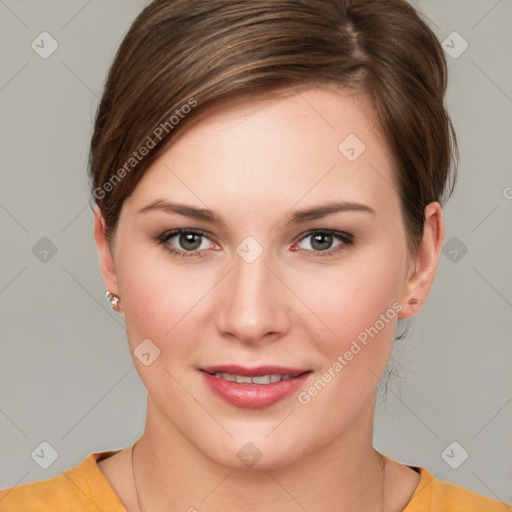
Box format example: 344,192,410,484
126,87,399,219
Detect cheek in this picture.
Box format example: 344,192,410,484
115,244,207,350
117,226,407,367
291,262,403,426
289,248,407,399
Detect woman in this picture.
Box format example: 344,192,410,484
1,0,510,510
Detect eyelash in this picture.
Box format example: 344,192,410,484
155,228,354,259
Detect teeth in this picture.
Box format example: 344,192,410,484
213,373,293,384
252,375,272,384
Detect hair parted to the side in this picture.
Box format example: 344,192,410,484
89,0,458,250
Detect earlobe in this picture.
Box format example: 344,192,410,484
398,202,444,319
93,208,121,307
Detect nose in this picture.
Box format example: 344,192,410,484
215,245,292,345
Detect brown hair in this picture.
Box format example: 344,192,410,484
89,0,458,250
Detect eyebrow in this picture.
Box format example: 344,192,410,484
284,201,375,224
138,199,375,226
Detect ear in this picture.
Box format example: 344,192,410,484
93,208,121,308
398,202,444,319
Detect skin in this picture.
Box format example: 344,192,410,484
94,86,444,512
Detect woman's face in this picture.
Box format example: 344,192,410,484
97,87,436,469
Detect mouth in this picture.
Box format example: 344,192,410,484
206,372,296,384
199,365,313,409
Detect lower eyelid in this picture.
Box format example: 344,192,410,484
173,235,213,253
295,231,352,248
158,230,353,257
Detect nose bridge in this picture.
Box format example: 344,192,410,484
216,241,290,342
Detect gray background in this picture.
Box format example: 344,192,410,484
1,0,511,504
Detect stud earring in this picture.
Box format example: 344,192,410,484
106,291,121,312
408,298,421,308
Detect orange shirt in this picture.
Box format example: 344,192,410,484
1,450,510,511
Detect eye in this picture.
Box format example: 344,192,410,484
155,228,354,259
293,230,353,257
156,229,218,258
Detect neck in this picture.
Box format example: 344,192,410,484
131,397,386,512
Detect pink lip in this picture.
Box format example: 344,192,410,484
199,365,312,409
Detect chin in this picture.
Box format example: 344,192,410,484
196,433,309,471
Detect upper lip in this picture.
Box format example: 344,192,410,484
200,365,311,377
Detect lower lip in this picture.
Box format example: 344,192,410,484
200,371,311,409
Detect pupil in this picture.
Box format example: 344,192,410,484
312,233,332,251
181,233,200,250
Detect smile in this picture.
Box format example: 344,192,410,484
210,372,294,384
199,365,312,409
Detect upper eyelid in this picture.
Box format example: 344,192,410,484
161,228,214,242
160,228,352,248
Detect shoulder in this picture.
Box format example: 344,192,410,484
403,466,512,512
0,451,125,512
0,472,79,511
